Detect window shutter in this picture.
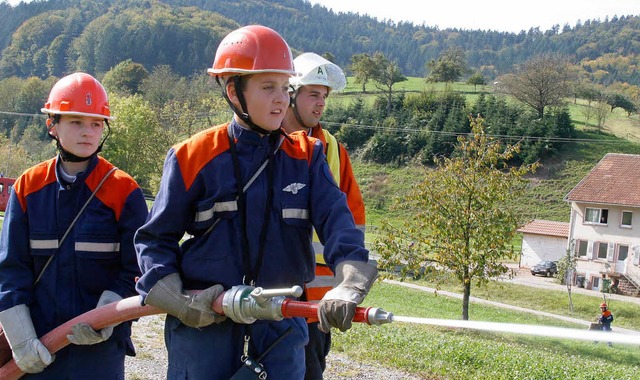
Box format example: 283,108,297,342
607,242,614,262
633,245,640,265
588,241,595,260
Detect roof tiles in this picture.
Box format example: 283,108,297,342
565,153,640,207
518,219,570,238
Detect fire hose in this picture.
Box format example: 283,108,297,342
3,284,640,379
0,285,392,379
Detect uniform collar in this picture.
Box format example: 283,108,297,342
230,119,273,147
55,155,98,187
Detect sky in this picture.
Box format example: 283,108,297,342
4,0,640,33
309,0,640,33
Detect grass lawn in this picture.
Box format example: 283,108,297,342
332,281,640,379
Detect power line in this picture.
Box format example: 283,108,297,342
0,110,47,118
0,110,634,145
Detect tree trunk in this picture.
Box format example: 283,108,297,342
462,279,471,320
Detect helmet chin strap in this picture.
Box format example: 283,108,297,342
48,117,111,162
289,92,313,130
219,76,280,136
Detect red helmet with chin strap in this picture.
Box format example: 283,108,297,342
208,25,295,135
41,72,113,120
42,72,112,162
600,302,608,308
208,25,296,77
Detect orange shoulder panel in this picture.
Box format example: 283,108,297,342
14,158,57,212
281,132,316,165
174,124,230,191
88,157,141,221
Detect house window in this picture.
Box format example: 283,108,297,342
618,244,629,261
622,211,633,228
596,242,608,260
585,208,608,224
576,240,588,257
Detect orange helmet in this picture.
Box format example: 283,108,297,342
208,25,296,77
41,72,113,120
600,302,608,308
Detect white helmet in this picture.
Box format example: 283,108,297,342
289,52,346,92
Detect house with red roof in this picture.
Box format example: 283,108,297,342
564,153,640,295
518,219,570,268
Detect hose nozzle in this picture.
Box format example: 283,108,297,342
362,307,393,325
215,285,394,326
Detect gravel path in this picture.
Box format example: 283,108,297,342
124,314,421,380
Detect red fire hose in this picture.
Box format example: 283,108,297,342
280,299,389,325
0,297,162,379
0,290,390,379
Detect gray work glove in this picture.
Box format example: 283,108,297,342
0,304,54,373
144,273,226,328
67,290,122,345
318,260,378,333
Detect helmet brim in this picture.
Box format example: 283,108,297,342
41,109,115,121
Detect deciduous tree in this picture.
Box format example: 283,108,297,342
102,59,149,95
349,53,376,93
375,117,538,320
425,47,468,84
496,53,574,118
103,94,177,194
370,52,407,116
467,72,486,92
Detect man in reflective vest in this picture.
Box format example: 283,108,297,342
283,52,367,380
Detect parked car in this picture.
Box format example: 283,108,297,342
531,260,558,277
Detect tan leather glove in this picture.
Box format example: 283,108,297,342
67,290,122,345
0,304,54,373
317,260,378,333
145,273,226,328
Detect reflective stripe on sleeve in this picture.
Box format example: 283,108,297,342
30,239,59,249
195,201,238,222
282,208,309,220
75,242,121,252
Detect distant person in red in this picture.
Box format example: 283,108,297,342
598,302,614,346
0,72,148,378
598,302,614,331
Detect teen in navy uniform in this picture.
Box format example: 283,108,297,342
0,73,148,378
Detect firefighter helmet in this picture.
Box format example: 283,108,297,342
289,52,346,92
41,72,113,120
208,25,296,77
